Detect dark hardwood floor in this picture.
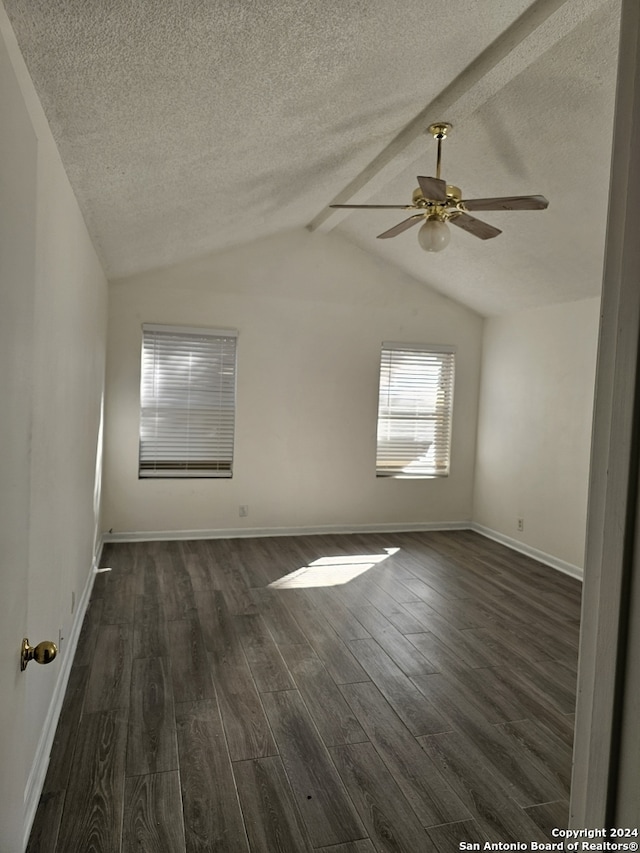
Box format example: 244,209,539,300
28,530,581,853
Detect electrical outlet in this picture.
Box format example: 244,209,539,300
239,505,249,517
517,517,524,532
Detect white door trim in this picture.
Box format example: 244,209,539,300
570,0,640,826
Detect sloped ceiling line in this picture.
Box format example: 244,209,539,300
309,0,611,234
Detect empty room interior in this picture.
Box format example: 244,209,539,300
2,0,640,851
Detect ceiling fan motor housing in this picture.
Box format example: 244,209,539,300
412,185,463,219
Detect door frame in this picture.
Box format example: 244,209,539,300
570,0,640,825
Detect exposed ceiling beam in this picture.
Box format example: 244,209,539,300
309,0,611,233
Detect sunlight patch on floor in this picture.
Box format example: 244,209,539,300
268,547,400,589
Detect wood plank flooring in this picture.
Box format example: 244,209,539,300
28,530,581,853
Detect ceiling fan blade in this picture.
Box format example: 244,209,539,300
417,176,447,201
377,214,425,239
330,204,416,209
450,212,502,240
463,194,549,211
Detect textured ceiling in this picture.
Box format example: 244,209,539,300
4,0,620,315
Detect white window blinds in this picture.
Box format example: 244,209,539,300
376,342,455,478
139,324,237,478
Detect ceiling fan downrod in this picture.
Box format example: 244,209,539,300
428,122,452,181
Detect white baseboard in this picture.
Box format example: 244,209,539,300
103,521,583,582
470,522,583,581
103,520,471,543
102,522,583,581
23,536,103,850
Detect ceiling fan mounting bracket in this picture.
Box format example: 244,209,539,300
427,122,452,139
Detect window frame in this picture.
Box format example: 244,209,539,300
138,323,238,479
375,341,455,479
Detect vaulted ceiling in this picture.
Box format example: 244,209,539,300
4,0,620,315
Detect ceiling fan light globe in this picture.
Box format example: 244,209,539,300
418,218,450,252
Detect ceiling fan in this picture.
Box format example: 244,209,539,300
330,122,548,252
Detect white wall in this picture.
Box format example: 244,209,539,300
473,297,600,573
103,228,483,536
0,7,108,849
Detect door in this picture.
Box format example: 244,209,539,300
0,30,38,852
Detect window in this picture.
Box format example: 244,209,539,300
139,324,237,478
376,342,455,478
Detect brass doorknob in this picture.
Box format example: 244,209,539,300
20,638,58,671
